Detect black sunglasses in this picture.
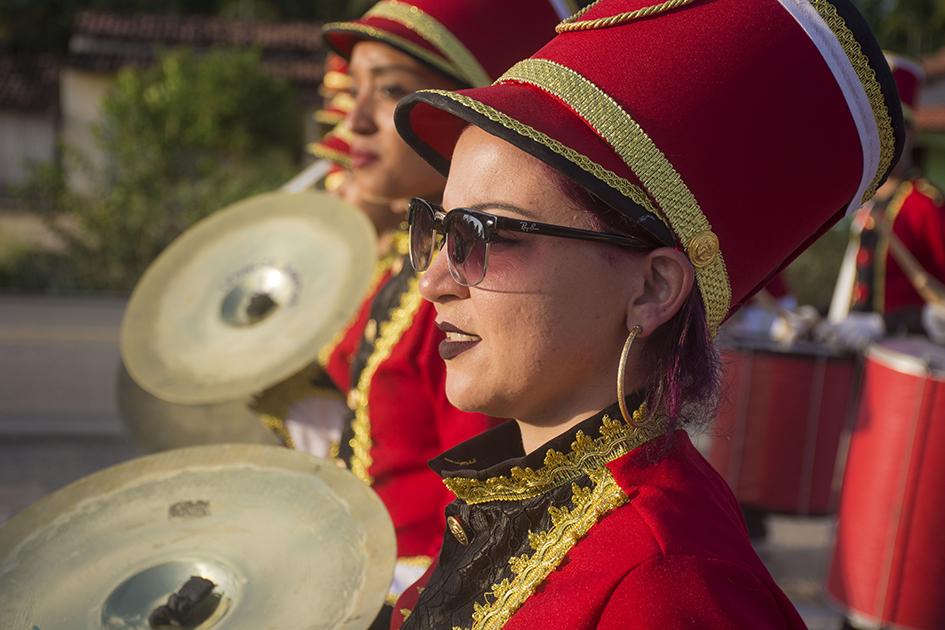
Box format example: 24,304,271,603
407,197,655,287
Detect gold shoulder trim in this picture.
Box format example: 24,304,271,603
365,1,491,88
323,22,459,83
348,273,425,484
455,467,629,629
556,0,696,33
807,0,895,203
498,58,731,333
443,404,662,505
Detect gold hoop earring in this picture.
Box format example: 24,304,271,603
617,324,644,426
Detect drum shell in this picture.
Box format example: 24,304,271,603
708,342,857,515
827,345,945,630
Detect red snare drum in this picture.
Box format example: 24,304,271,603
708,338,858,515
827,338,945,630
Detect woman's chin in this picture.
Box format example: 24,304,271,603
445,374,515,420
445,373,489,415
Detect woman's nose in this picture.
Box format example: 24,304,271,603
345,92,377,136
419,247,470,303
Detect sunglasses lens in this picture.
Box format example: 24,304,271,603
408,198,435,271
446,212,488,286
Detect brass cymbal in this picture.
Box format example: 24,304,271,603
0,444,395,629
116,361,279,452
121,190,376,405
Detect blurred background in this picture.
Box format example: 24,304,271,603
0,1,944,628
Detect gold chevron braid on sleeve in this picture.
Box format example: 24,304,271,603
498,58,731,332
323,22,460,84
347,275,425,485
365,1,492,88
556,0,697,32
806,0,895,203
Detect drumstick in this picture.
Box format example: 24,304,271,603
281,159,333,193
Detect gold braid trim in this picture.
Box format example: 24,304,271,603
259,413,295,449
444,404,662,505
454,467,629,630
807,0,895,203
498,58,731,332
556,0,697,33
365,1,491,88
347,274,425,484
323,22,459,82
416,89,659,220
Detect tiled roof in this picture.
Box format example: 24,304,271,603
68,12,325,94
72,11,323,53
0,55,59,111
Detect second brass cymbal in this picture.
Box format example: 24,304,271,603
121,190,376,405
116,361,279,452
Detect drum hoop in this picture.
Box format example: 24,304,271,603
867,343,945,378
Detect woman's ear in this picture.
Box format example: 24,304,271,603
625,247,695,335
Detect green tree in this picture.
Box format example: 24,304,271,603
854,0,945,55
16,48,301,292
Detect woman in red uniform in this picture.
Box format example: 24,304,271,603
390,0,905,626
312,0,569,610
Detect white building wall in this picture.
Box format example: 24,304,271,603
0,112,56,193
60,68,113,194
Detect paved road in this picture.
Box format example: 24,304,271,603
0,295,139,520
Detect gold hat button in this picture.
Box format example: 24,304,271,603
447,515,469,545
687,230,720,268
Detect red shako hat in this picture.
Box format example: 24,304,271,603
885,51,924,121
395,0,905,333
322,0,577,88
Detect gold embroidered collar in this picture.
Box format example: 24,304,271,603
438,399,665,505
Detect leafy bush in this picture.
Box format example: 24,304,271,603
13,48,301,292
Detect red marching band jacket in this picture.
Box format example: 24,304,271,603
322,239,496,569
850,178,945,317
391,398,804,630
